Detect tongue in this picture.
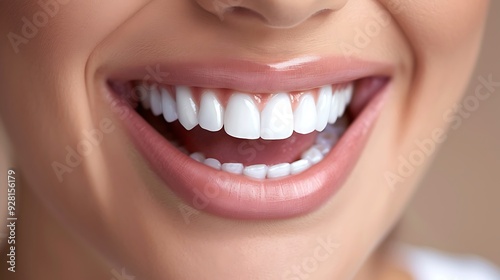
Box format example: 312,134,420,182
171,123,317,165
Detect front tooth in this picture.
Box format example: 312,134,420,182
198,91,224,132
150,86,163,116
315,85,333,131
294,94,317,134
176,86,198,130
261,93,294,140
224,93,260,139
161,87,178,122
243,164,268,179
328,91,342,124
221,163,244,174
267,163,291,179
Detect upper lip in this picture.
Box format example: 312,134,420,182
104,56,393,93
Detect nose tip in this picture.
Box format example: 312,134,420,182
195,0,345,29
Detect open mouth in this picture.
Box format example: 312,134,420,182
135,82,354,178
105,58,392,219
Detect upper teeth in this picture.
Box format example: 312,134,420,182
139,83,353,140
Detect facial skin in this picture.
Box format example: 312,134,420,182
0,1,489,279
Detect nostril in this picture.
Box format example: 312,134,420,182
225,6,334,29
226,6,268,23
195,0,341,29
312,8,333,18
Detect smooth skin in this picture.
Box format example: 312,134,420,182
0,0,489,279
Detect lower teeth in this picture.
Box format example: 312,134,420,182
178,118,348,180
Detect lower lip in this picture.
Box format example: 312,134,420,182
109,83,390,220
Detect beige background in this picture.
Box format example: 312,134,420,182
398,1,500,265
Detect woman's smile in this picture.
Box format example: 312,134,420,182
0,0,493,279
105,57,391,218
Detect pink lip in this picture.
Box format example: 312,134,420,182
103,57,392,219
106,56,393,93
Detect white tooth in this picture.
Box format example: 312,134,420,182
337,93,347,117
176,86,198,130
224,93,260,140
344,83,354,104
261,93,294,140
339,84,354,117
294,94,317,134
243,164,268,179
337,87,349,117
316,85,333,131
290,159,311,175
198,91,224,132
222,163,244,174
161,87,178,122
190,152,205,163
267,163,291,179
150,86,163,116
302,146,324,164
204,158,221,170
140,85,151,109
328,91,341,124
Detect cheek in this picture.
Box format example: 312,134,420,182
0,0,151,234
379,0,489,54
1,1,149,64
0,0,150,160
369,1,489,197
